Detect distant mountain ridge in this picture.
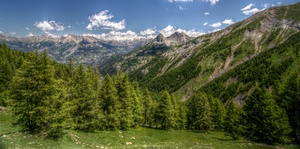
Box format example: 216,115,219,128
0,34,151,64
99,2,300,101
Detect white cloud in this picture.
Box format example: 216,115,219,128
222,19,234,25
179,6,184,10
0,31,3,34
10,32,17,35
210,28,221,32
241,3,255,11
277,2,282,5
168,0,193,2
27,33,34,37
203,0,219,5
140,29,156,36
203,22,208,26
176,28,206,37
261,3,270,9
204,12,210,15
86,10,126,31
83,30,139,41
242,8,261,15
160,25,205,37
26,27,29,30
34,20,65,32
209,22,222,28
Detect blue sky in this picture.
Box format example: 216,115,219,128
0,0,298,40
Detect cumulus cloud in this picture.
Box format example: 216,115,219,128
160,25,205,37
26,27,29,30
203,0,219,5
83,30,139,41
222,19,234,25
10,32,17,35
168,0,193,2
34,20,65,32
209,22,222,28
0,31,3,34
204,12,210,15
140,29,156,36
242,8,261,15
203,22,208,26
241,3,255,11
27,33,34,37
86,10,126,31
241,3,262,15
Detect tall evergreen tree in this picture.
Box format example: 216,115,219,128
208,96,225,130
11,50,63,138
67,63,97,131
224,100,243,140
100,74,120,130
187,93,212,131
156,90,177,129
243,87,291,144
279,73,300,144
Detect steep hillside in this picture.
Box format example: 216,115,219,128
99,2,300,100
0,35,149,64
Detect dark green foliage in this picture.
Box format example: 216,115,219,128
11,50,63,138
187,93,213,131
155,91,178,129
243,87,291,144
224,100,243,140
208,96,225,130
276,73,300,144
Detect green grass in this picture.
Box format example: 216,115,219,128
0,110,298,149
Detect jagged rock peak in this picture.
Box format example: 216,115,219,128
167,32,190,43
155,33,166,43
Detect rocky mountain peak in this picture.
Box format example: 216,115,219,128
154,33,166,43
167,32,190,45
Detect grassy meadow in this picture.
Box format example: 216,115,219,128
0,110,298,149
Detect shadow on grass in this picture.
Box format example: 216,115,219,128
211,136,233,141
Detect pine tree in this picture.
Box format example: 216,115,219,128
224,100,242,140
141,89,156,127
132,82,144,128
114,73,135,129
187,93,212,131
100,74,120,130
157,90,177,129
11,50,63,138
280,74,300,144
68,63,97,131
243,87,291,144
209,96,225,130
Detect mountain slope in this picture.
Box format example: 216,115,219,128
0,35,150,64
99,2,300,100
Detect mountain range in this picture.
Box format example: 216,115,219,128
99,2,300,101
0,35,150,64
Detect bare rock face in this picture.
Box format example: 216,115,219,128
166,32,191,45
154,33,166,43
153,32,191,46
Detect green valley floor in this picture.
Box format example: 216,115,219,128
0,111,298,149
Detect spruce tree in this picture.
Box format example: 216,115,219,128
209,96,225,130
157,90,177,129
243,87,291,144
68,63,97,131
100,74,120,130
280,74,300,144
187,93,212,131
11,50,63,138
224,100,242,140
114,73,135,129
